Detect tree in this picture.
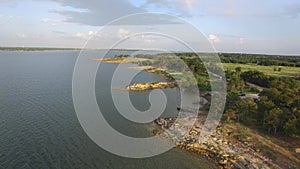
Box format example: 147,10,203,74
254,96,273,123
262,88,280,104
241,70,270,87
283,118,297,135
235,67,242,74
227,69,245,91
235,98,258,122
239,80,245,92
263,108,283,134
225,92,240,110
278,67,282,72
235,66,242,84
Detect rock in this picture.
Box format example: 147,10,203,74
219,159,228,165
222,154,230,157
296,148,300,154
126,82,176,91
209,153,215,158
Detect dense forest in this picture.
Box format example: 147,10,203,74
226,70,300,135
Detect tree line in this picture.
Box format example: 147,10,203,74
220,53,300,67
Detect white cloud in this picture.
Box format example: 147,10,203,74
88,31,95,36
239,37,244,45
16,33,44,39
208,34,220,43
17,33,27,38
73,32,86,39
116,28,158,43
0,14,23,20
117,28,132,39
41,18,53,23
72,31,100,39
140,35,155,43
41,18,65,26
8,15,23,19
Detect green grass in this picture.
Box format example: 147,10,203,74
223,63,300,77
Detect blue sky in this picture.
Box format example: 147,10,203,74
1,0,300,54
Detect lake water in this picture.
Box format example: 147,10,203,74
0,51,217,169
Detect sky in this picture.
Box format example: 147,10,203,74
1,0,300,54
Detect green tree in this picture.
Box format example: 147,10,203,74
257,96,275,122
235,67,242,75
263,108,283,134
278,67,282,72
225,92,240,110
283,118,297,135
235,98,258,122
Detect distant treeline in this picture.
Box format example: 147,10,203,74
137,52,300,67
0,47,82,51
219,53,300,67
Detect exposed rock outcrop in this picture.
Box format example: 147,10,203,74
126,82,177,91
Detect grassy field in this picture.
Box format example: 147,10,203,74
223,63,300,77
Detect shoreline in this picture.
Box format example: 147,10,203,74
95,57,178,90
92,55,279,169
152,116,279,169
91,57,149,64
125,82,177,91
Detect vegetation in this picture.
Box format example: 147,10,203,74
112,52,300,136
220,53,300,67
108,52,300,168
136,53,211,91
225,69,300,136
224,63,300,78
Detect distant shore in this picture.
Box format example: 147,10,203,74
0,47,82,52
93,57,178,91
0,47,148,52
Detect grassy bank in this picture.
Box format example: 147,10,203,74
223,63,300,77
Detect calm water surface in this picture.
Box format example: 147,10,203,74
0,51,217,169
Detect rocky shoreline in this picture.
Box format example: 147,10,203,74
94,58,177,91
126,82,177,91
153,116,279,169
91,57,149,64
95,55,286,168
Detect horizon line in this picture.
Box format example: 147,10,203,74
0,46,299,56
